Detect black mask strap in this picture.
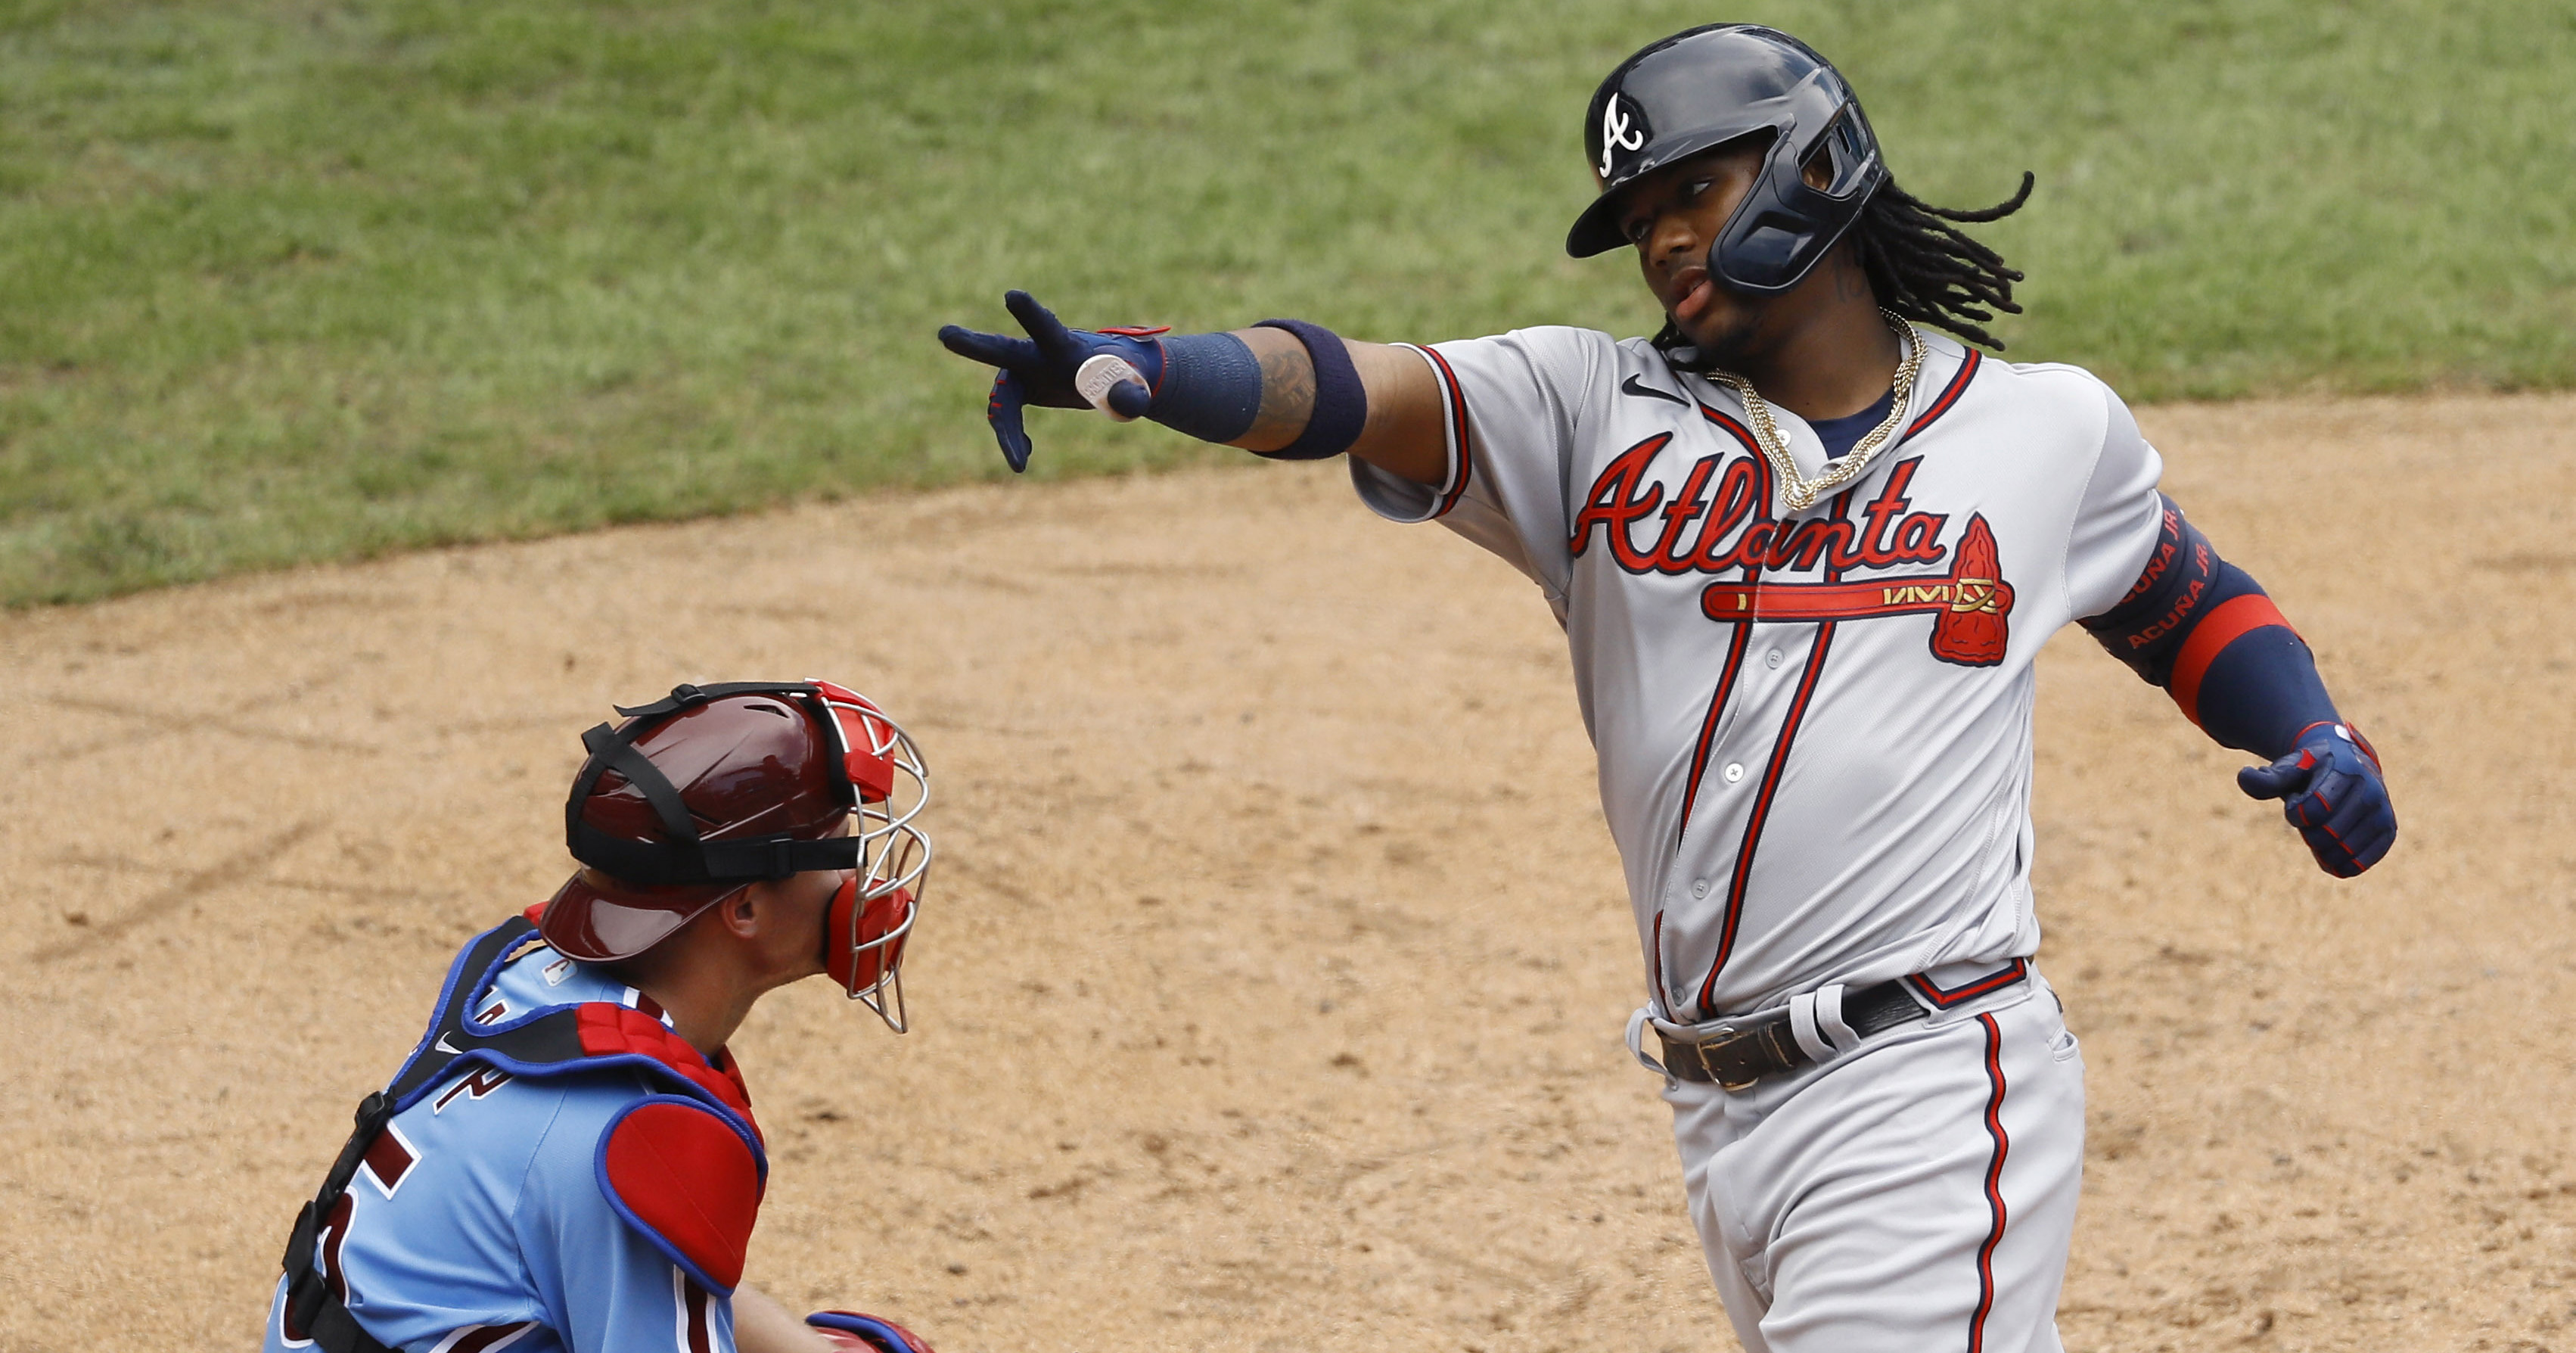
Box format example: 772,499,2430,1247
564,682,859,885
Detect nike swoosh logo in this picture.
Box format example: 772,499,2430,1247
433,1034,462,1053
1620,374,1689,406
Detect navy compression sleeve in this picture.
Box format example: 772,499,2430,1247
1146,332,1265,443
2078,494,2340,758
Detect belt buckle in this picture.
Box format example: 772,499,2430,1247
1683,1006,1794,1092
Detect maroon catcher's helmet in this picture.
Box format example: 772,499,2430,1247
540,680,931,1031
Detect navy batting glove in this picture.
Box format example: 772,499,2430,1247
937,290,1164,471
2236,721,2395,878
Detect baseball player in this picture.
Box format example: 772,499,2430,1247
266,681,937,1353
937,23,2397,1353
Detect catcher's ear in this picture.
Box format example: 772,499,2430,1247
711,886,763,939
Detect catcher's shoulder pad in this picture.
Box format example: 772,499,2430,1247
573,1004,760,1130
596,1095,768,1293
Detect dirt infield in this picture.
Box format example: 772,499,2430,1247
3,393,2571,1353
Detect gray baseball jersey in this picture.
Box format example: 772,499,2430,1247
1353,326,2163,1022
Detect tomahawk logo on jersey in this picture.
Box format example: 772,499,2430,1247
1356,326,2161,1023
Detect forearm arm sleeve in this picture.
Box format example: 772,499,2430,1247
2079,494,2338,758
1148,332,1264,443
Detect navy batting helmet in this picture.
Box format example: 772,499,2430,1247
1565,25,1887,295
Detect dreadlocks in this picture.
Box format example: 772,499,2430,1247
1854,171,2034,350
1652,170,2037,365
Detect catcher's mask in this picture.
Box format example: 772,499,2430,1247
1565,24,1886,296
543,680,932,1032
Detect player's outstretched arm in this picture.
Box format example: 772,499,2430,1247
2079,494,2396,878
937,291,1449,485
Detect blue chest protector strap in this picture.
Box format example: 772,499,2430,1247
279,918,763,1353
278,921,537,1353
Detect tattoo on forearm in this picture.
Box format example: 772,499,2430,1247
1244,342,1316,447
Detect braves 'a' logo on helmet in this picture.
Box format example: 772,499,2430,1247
1599,93,1649,180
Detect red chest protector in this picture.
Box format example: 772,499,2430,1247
280,917,767,1353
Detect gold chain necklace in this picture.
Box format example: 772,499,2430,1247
1703,309,1924,512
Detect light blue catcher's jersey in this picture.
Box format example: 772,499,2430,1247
265,941,741,1353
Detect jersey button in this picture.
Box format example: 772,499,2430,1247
1766,649,1784,669
1723,762,1745,784
1691,879,1710,897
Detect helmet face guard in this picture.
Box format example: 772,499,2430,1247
808,680,931,1032
1567,24,1888,296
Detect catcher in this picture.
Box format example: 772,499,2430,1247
266,681,936,1353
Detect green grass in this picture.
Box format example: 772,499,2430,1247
2,0,2570,604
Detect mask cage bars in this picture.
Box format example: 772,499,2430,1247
810,680,932,1032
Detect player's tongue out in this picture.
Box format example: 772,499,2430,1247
1671,269,1717,325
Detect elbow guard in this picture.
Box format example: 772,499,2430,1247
2080,495,2229,686
2080,495,2335,757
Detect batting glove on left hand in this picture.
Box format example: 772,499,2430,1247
806,1311,937,1353
2236,721,2395,878
937,290,1167,471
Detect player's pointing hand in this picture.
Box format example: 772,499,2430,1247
938,291,1164,471
2236,721,2396,878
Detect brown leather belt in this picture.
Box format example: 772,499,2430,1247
1658,978,1963,1090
